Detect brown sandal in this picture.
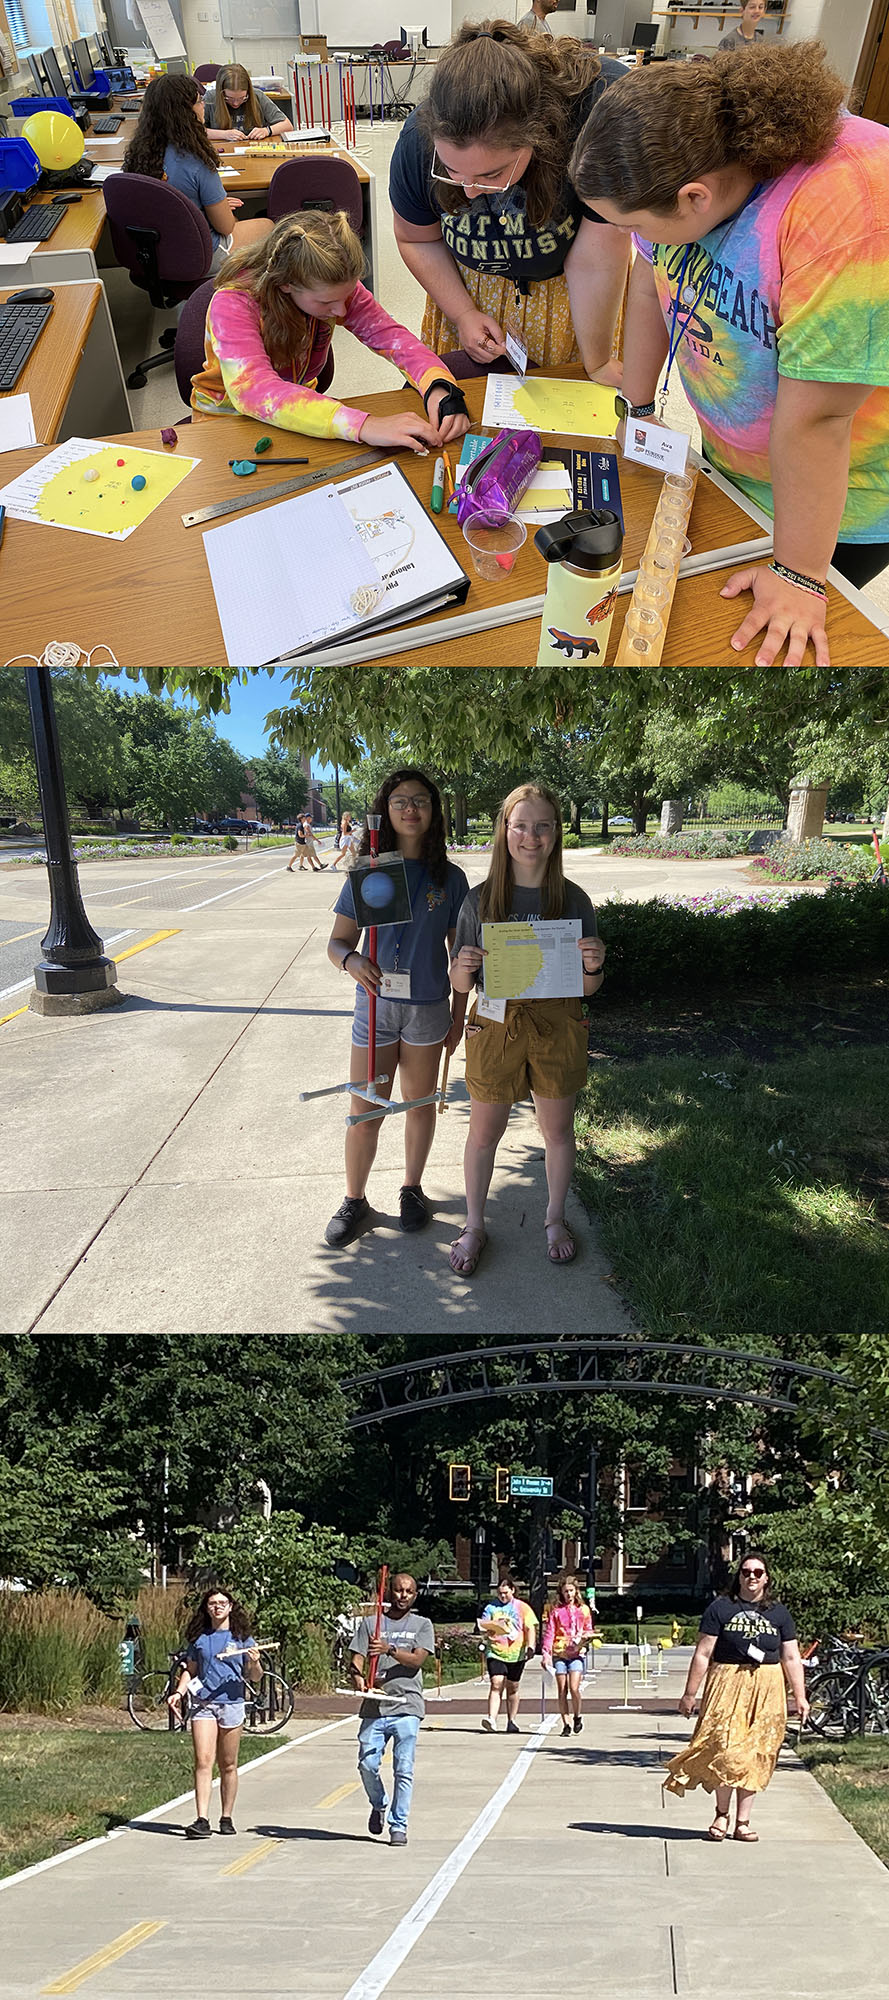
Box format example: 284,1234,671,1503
545,1220,576,1264
449,1228,487,1277
733,1823,759,1842
707,1813,730,1842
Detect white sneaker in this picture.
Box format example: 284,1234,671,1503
481,1717,496,1732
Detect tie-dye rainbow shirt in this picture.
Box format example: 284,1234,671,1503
633,114,889,543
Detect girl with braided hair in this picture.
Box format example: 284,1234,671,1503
570,41,889,669
122,73,272,267
191,211,471,451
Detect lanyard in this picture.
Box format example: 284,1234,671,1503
389,866,429,971
658,184,764,421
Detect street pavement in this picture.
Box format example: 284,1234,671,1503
0,845,801,1336
1,1662,885,2000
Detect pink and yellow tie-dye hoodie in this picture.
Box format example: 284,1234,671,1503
190,280,455,441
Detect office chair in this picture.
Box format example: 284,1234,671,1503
267,154,363,232
103,174,215,388
174,276,335,410
194,63,222,83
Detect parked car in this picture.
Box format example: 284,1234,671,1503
210,817,268,835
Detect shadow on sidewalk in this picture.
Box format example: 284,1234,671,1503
570,1821,704,1841
253,1823,370,1843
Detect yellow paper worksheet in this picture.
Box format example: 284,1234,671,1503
481,920,584,1001
481,374,617,439
0,437,199,541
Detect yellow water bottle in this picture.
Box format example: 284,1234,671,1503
534,510,623,664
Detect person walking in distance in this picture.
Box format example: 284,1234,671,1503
167,1584,261,1839
350,1573,435,1847
664,1552,809,1841
478,1574,538,1733
542,1574,594,1735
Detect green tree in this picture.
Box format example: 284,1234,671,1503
192,1511,354,1683
0,667,129,819
248,745,308,825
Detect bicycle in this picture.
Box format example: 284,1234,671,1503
805,1639,889,1738
127,1644,294,1735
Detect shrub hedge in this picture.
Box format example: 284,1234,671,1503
595,883,889,1000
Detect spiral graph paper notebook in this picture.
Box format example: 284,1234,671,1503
204,459,471,667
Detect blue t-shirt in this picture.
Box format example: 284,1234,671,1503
163,143,227,248
188,1628,257,1705
334,857,469,1004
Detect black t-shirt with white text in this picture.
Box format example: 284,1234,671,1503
389,61,625,288
700,1595,796,1667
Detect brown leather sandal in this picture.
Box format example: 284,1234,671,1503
449,1228,487,1277
733,1823,759,1842
707,1813,730,1841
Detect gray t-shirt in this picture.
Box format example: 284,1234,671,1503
716,26,765,47
454,879,599,988
162,143,227,247
202,87,284,132
352,1610,435,1719
518,9,553,30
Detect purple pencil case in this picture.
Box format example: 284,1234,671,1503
455,428,542,527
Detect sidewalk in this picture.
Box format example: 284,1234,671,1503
1,849,774,1337
2,1676,886,1999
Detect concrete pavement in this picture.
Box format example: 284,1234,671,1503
1,1666,885,2000
0,846,786,1336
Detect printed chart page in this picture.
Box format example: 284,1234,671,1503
481,919,583,1001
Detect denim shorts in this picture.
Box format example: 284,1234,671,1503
553,1654,587,1675
352,989,452,1048
190,1700,245,1728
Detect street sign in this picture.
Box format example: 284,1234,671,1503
510,1475,554,1497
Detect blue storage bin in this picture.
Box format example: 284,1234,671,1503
0,136,42,190
9,95,72,116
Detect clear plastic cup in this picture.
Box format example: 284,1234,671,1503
635,574,671,613
657,497,691,531
664,472,695,497
626,604,664,640
461,512,527,580
642,536,681,584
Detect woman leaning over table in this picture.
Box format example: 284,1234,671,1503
389,19,630,381
568,41,889,668
664,1553,809,1843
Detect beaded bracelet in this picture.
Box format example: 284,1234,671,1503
768,560,827,600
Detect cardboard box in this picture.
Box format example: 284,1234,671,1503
299,35,328,56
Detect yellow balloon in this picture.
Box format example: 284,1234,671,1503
21,111,84,172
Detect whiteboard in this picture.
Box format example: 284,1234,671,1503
135,0,187,58
219,0,301,38
318,0,450,47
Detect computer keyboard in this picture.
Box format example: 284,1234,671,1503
119,98,142,110
92,115,123,132
0,299,53,391
5,205,66,244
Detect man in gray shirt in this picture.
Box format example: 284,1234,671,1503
351,1572,434,1847
518,0,558,31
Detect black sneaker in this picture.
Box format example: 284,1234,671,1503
561,1723,571,1737
185,1817,212,1840
399,1184,430,1232
506,1720,520,1734
368,1806,385,1835
573,1716,583,1734
325,1195,370,1247
218,1817,237,1835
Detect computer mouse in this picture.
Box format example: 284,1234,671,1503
7,287,55,304
54,191,83,204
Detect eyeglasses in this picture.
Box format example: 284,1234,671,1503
507,820,557,837
389,795,431,811
740,1567,766,1578
430,145,525,194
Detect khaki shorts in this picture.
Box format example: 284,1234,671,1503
464,998,589,1104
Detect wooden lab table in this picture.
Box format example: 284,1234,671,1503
2,374,888,669
0,280,131,445
0,188,110,288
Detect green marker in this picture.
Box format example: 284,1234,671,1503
431,454,445,514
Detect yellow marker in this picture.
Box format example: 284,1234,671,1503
0,930,180,1027
316,1779,361,1809
220,1837,281,1877
43,1921,165,1994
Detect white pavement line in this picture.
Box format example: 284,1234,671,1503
85,861,242,898
180,866,287,912
0,1716,351,1894
344,1716,557,2000
0,935,132,1006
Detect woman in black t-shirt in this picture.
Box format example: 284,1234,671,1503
664,1553,809,1842
389,20,629,377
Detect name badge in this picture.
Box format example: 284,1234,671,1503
623,419,690,476
380,971,411,1000
747,1642,765,1664
476,989,506,1023
505,328,528,379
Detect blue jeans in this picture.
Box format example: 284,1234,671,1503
357,1713,421,1834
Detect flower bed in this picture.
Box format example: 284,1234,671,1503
608,829,752,859
749,837,871,883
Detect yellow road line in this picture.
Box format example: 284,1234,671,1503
42,1921,165,1994
112,928,181,962
0,930,180,1026
0,927,43,947
219,1837,281,1877
316,1780,361,1809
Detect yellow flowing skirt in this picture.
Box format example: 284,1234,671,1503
421,266,625,369
663,1663,787,1798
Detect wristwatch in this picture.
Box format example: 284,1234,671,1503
388,1643,398,1658
614,393,657,422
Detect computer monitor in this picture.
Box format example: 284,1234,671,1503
400,24,428,51
28,53,50,93
99,33,116,64
41,47,71,100
631,22,659,47
73,36,96,89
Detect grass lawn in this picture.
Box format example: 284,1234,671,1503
574,977,889,1342
798,1738,889,1868
0,1722,281,1881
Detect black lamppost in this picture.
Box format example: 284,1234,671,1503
24,665,122,1015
